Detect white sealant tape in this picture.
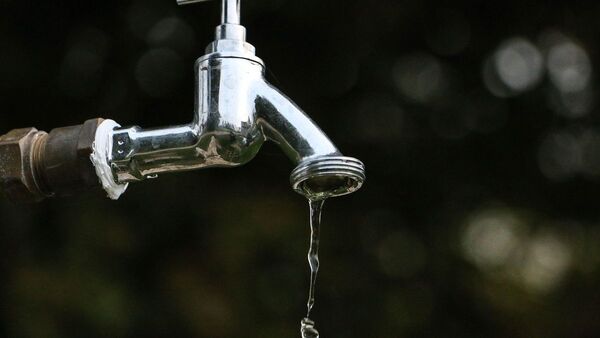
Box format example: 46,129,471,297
90,119,128,200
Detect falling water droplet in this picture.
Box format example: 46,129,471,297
301,317,320,338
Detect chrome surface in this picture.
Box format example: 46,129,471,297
291,156,366,201
222,0,241,25
108,0,365,197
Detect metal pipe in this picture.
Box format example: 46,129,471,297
0,119,104,203
222,0,241,25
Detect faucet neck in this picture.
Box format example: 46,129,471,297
215,0,245,41
221,0,241,25
214,23,246,41
202,0,263,66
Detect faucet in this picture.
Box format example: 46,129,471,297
0,0,365,203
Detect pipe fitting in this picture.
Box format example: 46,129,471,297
290,156,365,201
0,118,105,203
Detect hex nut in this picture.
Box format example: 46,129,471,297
0,128,48,203
0,118,105,203
43,118,104,196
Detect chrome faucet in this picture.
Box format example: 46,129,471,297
0,0,365,203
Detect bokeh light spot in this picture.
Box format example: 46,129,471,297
520,232,572,293
462,208,525,269
484,37,543,97
147,17,196,55
135,48,185,98
547,40,591,93
393,52,447,104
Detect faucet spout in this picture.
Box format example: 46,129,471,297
256,81,341,164
254,81,365,200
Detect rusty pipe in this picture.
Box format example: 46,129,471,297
0,118,104,203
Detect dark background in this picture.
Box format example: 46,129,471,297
1,0,600,337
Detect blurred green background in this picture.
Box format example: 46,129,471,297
2,0,600,337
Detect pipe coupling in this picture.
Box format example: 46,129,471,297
0,118,104,203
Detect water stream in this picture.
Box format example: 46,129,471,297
301,199,325,338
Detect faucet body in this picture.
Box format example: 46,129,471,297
0,0,365,202
110,54,340,183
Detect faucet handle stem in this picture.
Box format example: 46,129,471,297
176,0,213,4
177,0,241,25
221,0,241,25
